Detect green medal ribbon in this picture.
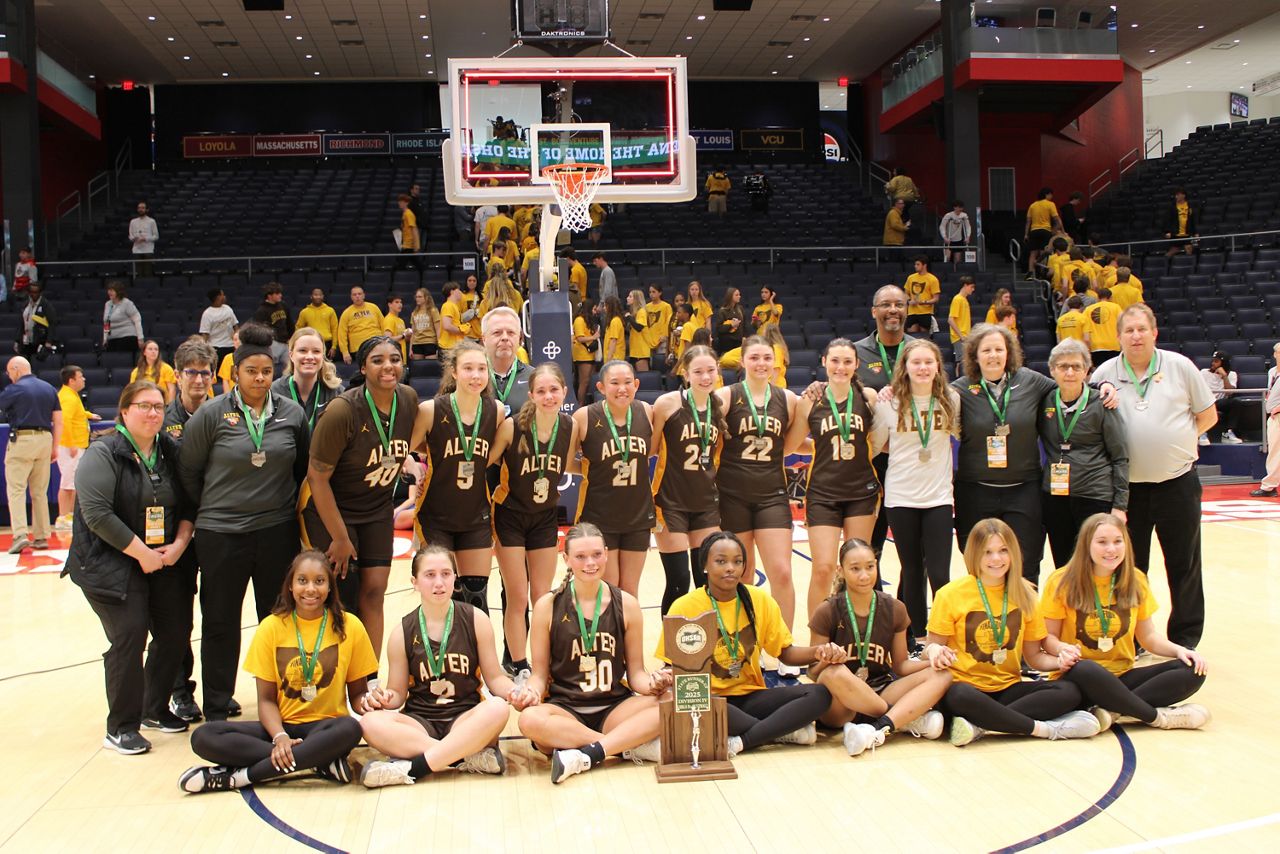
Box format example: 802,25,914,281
237,395,269,455
685,389,712,455
570,578,604,659
910,395,937,450
1054,386,1089,447
365,388,399,461
416,602,455,679
742,381,772,437
489,360,517,404
975,577,1009,649
289,377,320,430
448,392,482,462
604,402,633,463
825,385,854,444
1093,574,1116,639
531,413,561,480
980,376,1012,428
843,590,877,669
875,335,896,380
292,609,329,687
706,587,743,661
114,424,157,471
1121,351,1161,402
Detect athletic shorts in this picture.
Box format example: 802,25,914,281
599,529,651,552
57,446,83,486
300,501,395,567
655,504,720,535
420,525,493,552
405,706,477,740
546,694,632,733
805,494,880,529
1028,228,1053,251
493,503,559,550
719,491,792,532
411,343,438,358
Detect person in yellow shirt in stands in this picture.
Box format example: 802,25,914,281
484,205,517,253
1084,289,1122,366
1163,188,1198,256
948,276,976,366
520,244,541,292
396,194,422,273
624,289,651,371
904,256,941,334
642,284,673,363
984,288,1018,336
705,167,730,216
1109,268,1143,311
1047,237,1073,295
600,296,627,364
1113,255,1142,296
1098,254,1118,292
686,281,713,334
513,205,535,244
669,303,698,370
1055,295,1089,343
562,248,588,305
337,286,385,364
218,326,240,394
490,236,519,273
1024,187,1062,277
588,202,606,246
296,288,340,359
751,285,784,332
54,364,101,529
883,198,909,255
459,273,483,340
130,339,178,404
381,295,411,360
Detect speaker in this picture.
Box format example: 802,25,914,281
713,0,754,10
1076,10,1093,29
243,0,285,10
1035,7,1056,28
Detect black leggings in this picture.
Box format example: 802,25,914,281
190,717,363,783
1063,659,1205,724
940,680,1081,735
886,505,954,637
727,683,831,751
659,549,705,614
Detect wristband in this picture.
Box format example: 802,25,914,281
271,732,288,743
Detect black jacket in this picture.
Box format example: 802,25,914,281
1164,200,1198,238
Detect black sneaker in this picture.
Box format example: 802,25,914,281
170,692,203,723
141,710,189,733
225,697,243,718
313,756,352,784
103,730,152,755
179,765,237,794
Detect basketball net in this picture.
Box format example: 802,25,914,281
542,161,609,233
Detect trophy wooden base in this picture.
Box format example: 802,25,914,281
655,695,737,783
655,758,737,783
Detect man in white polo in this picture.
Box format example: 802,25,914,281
1091,304,1216,648
1253,341,1280,498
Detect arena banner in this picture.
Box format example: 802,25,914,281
691,129,735,151
467,132,677,168
392,131,450,155
182,134,252,158
322,133,391,155
252,133,322,157
740,128,805,151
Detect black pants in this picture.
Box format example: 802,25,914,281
1041,492,1112,570
394,248,423,273
727,683,831,751
954,480,1045,585
196,520,300,718
162,552,199,698
133,254,154,278
886,505,954,637
940,680,1081,735
105,337,139,354
214,347,235,369
1063,659,1205,723
869,453,890,560
1215,397,1246,435
83,566,192,735
190,717,362,783
1091,350,1120,368
1127,471,1204,647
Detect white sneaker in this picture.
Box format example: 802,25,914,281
776,662,804,678
1091,707,1115,733
727,735,744,759
949,716,986,747
1222,430,1243,444
842,722,888,756
905,710,944,739
622,738,661,764
54,514,73,531
457,746,506,775
1198,434,1210,446
360,759,415,788
774,722,817,746
1154,704,1211,730
550,748,592,784
1044,710,1102,740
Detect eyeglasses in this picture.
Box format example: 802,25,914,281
1054,364,1087,373
129,403,166,414
874,302,908,310
182,369,213,379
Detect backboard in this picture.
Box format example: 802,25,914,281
442,56,695,205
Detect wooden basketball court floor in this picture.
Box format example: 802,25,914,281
2,485,1277,853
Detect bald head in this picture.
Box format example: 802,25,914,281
7,357,31,381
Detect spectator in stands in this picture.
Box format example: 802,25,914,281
1110,268,1143,311
947,276,975,366
480,266,523,322
686,281,713,334
572,298,601,405
1252,342,1280,497
1163,188,1198,256
381,296,412,361
199,288,239,367
904,256,940,334
409,287,441,361
1056,295,1088,344
1038,338,1129,568
12,246,37,301
1,356,61,554
252,283,292,370
1048,237,1073,297
484,205,516,253
103,280,145,355
460,274,483,341
939,200,973,263
484,306,532,417
1199,351,1244,445
438,282,466,378
337,286,385,364
984,288,1018,335
714,287,745,354
274,327,341,434
395,195,423,273
643,284,673,365
1091,304,1215,647
128,201,159,277
55,364,101,530
296,288,339,359
883,198,909,256
406,183,425,236
884,167,919,206
751,285,783,333
1084,288,1121,366
600,296,626,364
1060,191,1086,244
1063,276,1098,319
473,202,498,252
705,167,730,216
130,339,177,404
218,326,240,395
490,232,518,273
624,289,653,372
592,252,618,305
994,305,1018,332
669,302,696,370
18,281,56,360
1023,188,1061,277
562,248,588,304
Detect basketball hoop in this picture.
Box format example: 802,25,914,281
542,161,610,232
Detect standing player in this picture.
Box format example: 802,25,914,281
572,360,656,595
301,335,417,661
651,345,725,612
273,327,341,434
492,364,579,674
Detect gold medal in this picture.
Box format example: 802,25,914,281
839,439,856,461
532,476,550,504
250,451,267,467
430,678,450,695
855,666,870,681
301,683,317,702
579,654,597,673
992,648,1008,665
1098,637,1114,653
918,449,932,463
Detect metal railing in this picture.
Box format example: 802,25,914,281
1145,129,1164,160
1088,168,1113,204
1096,227,1280,256
36,248,483,279
51,190,83,254
1118,147,1142,178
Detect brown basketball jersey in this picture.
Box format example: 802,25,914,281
419,394,501,533
716,383,789,501
813,590,904,690
575,400,656,533
653,393,720,514
493,412,573,514
305,384,419,524
401,603,482,722
805,387,880,505
548,581,633,705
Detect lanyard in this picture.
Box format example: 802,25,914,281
843,591,876,668
742,382,771,437
448,393,482,462
570,578,604,657
975,577,1009,648
825,385,854,443
875,335,897,379
416,602,455,679
1093,574,1116,638
707,587,743,661
910,395,936,449
604,402,633,463
685,389,712,454
1122,352,1161,401
289,377,320,430
237,396,269,454
114,424,157,471
365,388,399,459
292,610,328,686
1054,387,1089,445
980,376,1012,426
531,413,561,479
489,360,517,404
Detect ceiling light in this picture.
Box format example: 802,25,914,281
295,36,303,40
1243,62,1249,66
1197,24,1204,29
422,35,429,39
425,53,432,57
1233,39,1240,43
420,14,427,20
685,35,693,40
803,37,810,41
1186,85,1192,88
1148,48,1155,53
787,54,794,58
1130,23,1138,28
88,74,95,79
771,70,778,75
305,54,312,58
167,36,174,41
697,15,706,21
427,70,434,74
314,71,320,76
822,17,830,22
1185,60,1191,64
147,16,156,22
222,72,229,77
285,14,292,20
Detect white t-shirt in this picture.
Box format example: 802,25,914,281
1199,368,1237,402
200,304,239,347
129,216,158,254
870,390,960,509
473,206,498,248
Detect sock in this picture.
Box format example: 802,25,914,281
1031,720,1051,739
659,551,690,613
689,549,707,588
580,741,606,768
510,659,530,674
457,577,490,614
231,768,251,788
407,753,432,778
871,715,895,733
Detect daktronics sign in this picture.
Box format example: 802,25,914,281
253,134,322,156
183,134,252,158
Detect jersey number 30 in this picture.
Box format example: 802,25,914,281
579,658,614,693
